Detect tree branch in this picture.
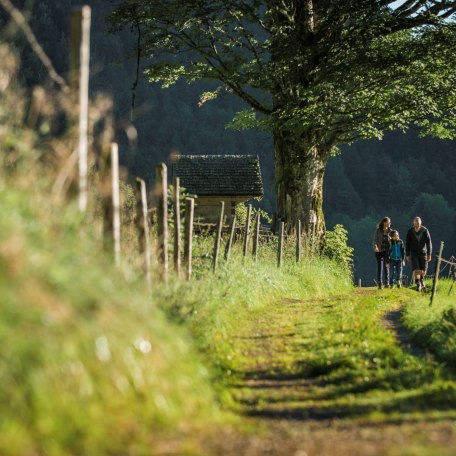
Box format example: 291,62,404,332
0,0,69,92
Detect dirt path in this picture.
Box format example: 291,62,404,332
201,290,456,456
381,307,428,358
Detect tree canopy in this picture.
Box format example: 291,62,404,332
109,1,456,232
109,1,456,140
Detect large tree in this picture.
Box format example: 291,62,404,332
108,0,456,236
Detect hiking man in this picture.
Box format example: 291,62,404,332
406,216,432,291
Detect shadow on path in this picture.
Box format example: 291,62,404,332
381,307,428,358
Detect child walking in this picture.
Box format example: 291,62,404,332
388,230,405,288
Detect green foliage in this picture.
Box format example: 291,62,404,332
235,202,272,226
402,280,456,365
321,224,354,271
234,202,248,225
252,204,272,225
109,2,456,144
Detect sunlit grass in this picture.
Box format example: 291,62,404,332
222,286,456,424
402,279,456,366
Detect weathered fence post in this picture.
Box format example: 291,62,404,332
136,177,151,284
70,6,91,213
243,204,252,257
173,177,181,276
156,163,168,281
448,256,455,279
184,197,194,280
102,142,120,264
277,221,284,268
430,241,444,305
212,201,224,272
296,219,302,262
252,212,260,261
111,143,121,266
224,215,236,261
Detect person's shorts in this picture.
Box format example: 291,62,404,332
411,254,427,272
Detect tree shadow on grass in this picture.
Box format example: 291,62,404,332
242,385,456,421
232,362,456,422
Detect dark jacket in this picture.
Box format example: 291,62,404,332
389,239,405,261
406,226,432,257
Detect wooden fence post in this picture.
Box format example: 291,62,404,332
277,221,284,268
101,142,120,264
184,197,194,280
173,177,181,276
156,163,168,281
296,219,302,262
224,215,236,261
136,177,151,284
252,212,260,261
448,256,455,279
430,241,444,305
70,6,91,213
243,204,252,257
212,201,224,272
111,143,121,266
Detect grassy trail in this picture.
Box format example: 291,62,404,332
204,287,456,455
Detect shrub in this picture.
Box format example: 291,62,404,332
321,224,354,271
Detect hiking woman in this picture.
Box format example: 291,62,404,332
373,217,391,289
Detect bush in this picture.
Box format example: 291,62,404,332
321,224,354,271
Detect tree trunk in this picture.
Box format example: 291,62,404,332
273,130,329,238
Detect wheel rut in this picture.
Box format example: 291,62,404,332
381,306,428,358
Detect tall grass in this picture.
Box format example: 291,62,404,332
402,279,456,366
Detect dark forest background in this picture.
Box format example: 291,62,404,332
2,0,455,284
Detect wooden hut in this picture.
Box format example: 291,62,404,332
171,154,263,222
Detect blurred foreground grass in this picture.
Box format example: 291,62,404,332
0,178,227,455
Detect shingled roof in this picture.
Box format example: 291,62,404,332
172,155,263,197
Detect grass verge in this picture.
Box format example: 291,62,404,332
402,279,456,366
